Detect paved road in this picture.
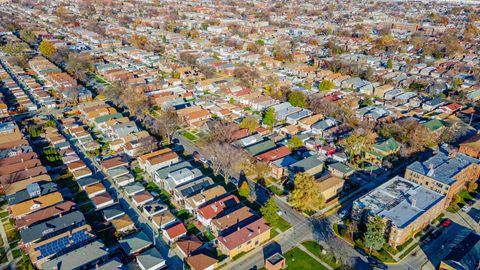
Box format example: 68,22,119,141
56,117,184,270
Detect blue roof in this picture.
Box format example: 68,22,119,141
407,152,480,185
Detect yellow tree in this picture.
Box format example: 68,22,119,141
288,173,325,212
39,40,56,58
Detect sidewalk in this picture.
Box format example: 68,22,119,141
298,245,334,270
0,220,14,269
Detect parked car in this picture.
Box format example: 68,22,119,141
338,209,348,219
474,193,480,200
441,219,452,227
467,200,475,206
462,205,471,212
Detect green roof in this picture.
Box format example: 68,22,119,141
94,112,123,124
245,140,277,156
423,119,446,132
373,138,400,154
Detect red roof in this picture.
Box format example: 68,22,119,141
165,222,187,239
444,102,462,111
197,195,239,220
217,218,270,250
256,146,291,162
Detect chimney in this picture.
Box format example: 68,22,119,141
411,197,416,207
258,226,261,234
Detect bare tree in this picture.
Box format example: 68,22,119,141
152,109,181,143
203,142,245,182
205,121,238,144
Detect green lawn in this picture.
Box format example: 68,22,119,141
12,248,22,259
399,243,419,260
176,209,192,221
275,217,291,232
302,241,341,269
186,222,200,235
284,247,328,270
0,211,8,219
181,131,196,141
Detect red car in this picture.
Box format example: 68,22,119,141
442,219,452,227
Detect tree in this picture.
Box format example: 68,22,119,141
288,135,303,150
39,40,56,58
129,34,148,49
364,216,386,253
468,181,478,192
20,29,36,44
262,108,276,129
260,197,279,225
152,109,181,143
288,173,325,212
238,181,250,198
1,43,29,55
386,59,393,69
66,53,94,82
121,85,149,117
204,142,245,182
239,116,258,133
319,80,335,92
233,65,259,87
288,91,306,108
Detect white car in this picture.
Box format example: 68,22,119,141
338,209,348,219
461,205,470,212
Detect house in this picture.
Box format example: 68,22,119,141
143,200,168,218
41,240,110,270
20,211,85,247
102,204,126,222
132,191,154,207
196,195,240,227
138,148,179,176
186,250,219,270
110,214,136,234
173,177,215,206
256,146,291,162
119,231,153,257
176,235,203,257
404,150,480,204
163,167,203,192
92,192,115,210
270,156,298,179
316,176,345,201
9,192,63,219
288,155,325,180
365,138,400,166
217,218,270,258
154,161,192,185
136,247,166,270
244,140,277,156
151,210,177,230
85,182,107,198
15,200,76,230
265,253,286,270
163,222,187,245
311,118,337,135
327,163,355,178
184,185,227,214
210,206,257,237
7,182,57,206
124,182,146,197
352,176,445,248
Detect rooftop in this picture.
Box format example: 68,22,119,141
354,176,445,229
407,151,480,185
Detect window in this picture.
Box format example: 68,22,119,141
247,240,252,245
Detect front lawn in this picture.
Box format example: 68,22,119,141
284,247,328,270
302,241,341,269
181,131,196,141
176,209,192,221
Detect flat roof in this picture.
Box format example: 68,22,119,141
355,176,445,229
407,151,480,185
